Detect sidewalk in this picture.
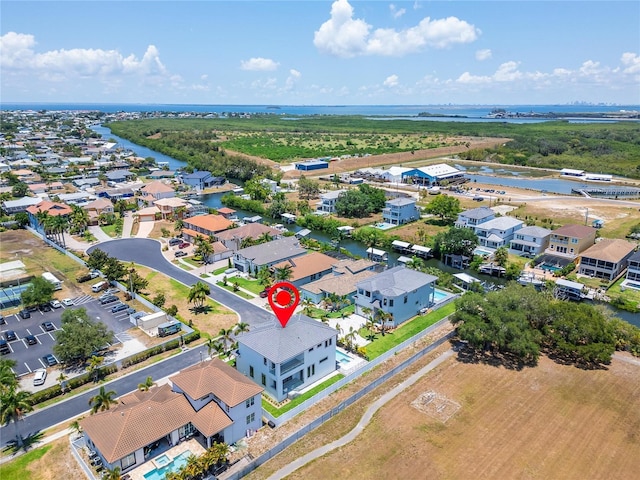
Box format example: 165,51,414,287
121,213,134,238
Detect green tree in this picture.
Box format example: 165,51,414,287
127,264,148,295
138,376,155,391
88,386,118,414
86,248,110,271
152,292,166,308
297,175,320,200
188,281,210,309
11,182,28,198
88,355,103,382
244,177,271,201
432,226,479,259
21,276,55,307
256,265,274,285
53,308,114,364
0,359,18,394
0,388,33,447
424,194,462,223
103,256,126,284
493,246,509,267
274,264,293,281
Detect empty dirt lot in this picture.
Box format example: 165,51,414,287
284,354,640,480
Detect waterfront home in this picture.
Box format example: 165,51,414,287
454,207,495,229
153,197,190,220
508,225,551,257
134,206,160,222
546,224,597,258
181,214,233,242
180,171,225,190
83,197,114,223
140,181,175,201
81,359,263,475
316,189,347,213
233,236,306,274
105,169,135,183
26,200,72,231
354,266,438,327
271,251,337,288
401,163,464,186
300,258,377,304
382,197,420,225
215,223,282,251
474,216,524,249
623,251,640,290
1,196,42,214
577,238,637,281
236,315,338,402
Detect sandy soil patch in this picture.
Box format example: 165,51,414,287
286,354,640,480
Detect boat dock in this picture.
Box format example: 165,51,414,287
571,185,640,199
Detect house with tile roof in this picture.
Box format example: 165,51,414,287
354,266,438,327
236,315,338,402
300,258,377,304
153,197,190,219
233,236,306,274
181,214,233,242
578,238,637,281
140,180,175,200
81,359,262,475
26,200,73,231
546,224,597,258
215,223,282,251
271,251,337,287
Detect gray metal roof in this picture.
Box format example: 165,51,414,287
356,265,437,297
476,216,523,230
238,314,337,363
235,236,306,266
459,207,494,220
386,197,416,206
516,225,552,237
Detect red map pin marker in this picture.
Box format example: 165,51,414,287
268,281,300,328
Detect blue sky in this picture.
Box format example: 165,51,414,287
1,1,639,105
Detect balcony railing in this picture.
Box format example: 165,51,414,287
280,356,304,376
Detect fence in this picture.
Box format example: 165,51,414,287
30,227,87,267
223,330,455,480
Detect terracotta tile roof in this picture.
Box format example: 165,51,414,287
183,214,232,234
84,198,113,210
141,181,174,194
552,224,596,239
170,358,263,407
80,384,195,464
215,223,281,242
154,197,189,208
302,269,377,296
217,207,236,215
26,200,72,216
331,258,376,274
191,402,233,437
272,251,336,282
580,238,637,263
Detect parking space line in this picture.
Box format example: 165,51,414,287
24,362,31,373
38,358,46,368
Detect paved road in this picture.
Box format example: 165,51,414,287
89,238,274,327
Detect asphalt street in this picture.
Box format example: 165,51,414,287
1,238,275,447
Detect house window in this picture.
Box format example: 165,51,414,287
365,290,371,298
121,453,136,469
261,373,266,386
320,356,328,363
249,366,254,378
246,413,255,425
390,299,394,307
246,397,255,408
263,357,267,365
404,296,408,304
383,298,387,306
309,347,314,352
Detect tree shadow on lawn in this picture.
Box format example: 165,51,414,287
451,340,535,371
2,431,45,455
189,305,213,315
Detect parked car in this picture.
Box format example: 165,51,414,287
41,321,55,332
472,196,484,202
19,309,31,319
33,368,47,386
178,242,190,249
76,273,92,283
168,238,182,246
50,300,62,309
89,270,100,279
174,251,188,258
111,303,128,313
100,295,118,305
43,353,58,367
0,340,10,355
25,334,38,346
39,303,51,312
0,315,5,325
62,298,74,307
259,287,271,298
4,330,17,342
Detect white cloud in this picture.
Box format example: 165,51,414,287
493,61,522,82
285,69,302,90
620,52,640,74
383,74,399,87
314,0,478,58
456,71,491,84
475,49,492,61
240,57,279,71
389,4,406,19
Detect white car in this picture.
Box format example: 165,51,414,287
50,300,62,309
62,298,74,307
33,368,47,386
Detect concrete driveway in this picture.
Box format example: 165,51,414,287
89,238,274,327
135,220,155,238
88,225,113,243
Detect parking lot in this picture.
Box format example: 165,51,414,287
0,291,139,377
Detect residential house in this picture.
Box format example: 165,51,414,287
578,239,637,281
316,190,346,213
153,197,190,220
271,252,337,288
26,200,73,230
181,214,233,242
454,207,495,229
236,315,338,402
474,217,524,249
12,168,39,183
181,171,225,190
1,196,42,214
217,207,237,220
233,236,306,274
83,197,114,224
509,225,552,257
215,223,282,251
300,258,377,304
382,197,420,225
623,251,640,289
105,169,135,183
81,359,262,475
354,266,438,327
134,206,160,222
147,170,176,180
546,224,597,258
140,181,175,201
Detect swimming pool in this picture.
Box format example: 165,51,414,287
374,222,395,230
433,289,449,303
336,349,353,365
540,263,562,272
143,450,192,480
473,247,494,256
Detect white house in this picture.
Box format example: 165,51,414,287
455,207,495,229
508,225,551,257
316,189,347,213
236,315,338,402
474,217,524,249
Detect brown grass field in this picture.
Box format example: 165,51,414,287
282,354,640,480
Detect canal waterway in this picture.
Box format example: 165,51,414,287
92,125,639,326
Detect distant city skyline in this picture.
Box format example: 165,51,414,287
1,1,639,105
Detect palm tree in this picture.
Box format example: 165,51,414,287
88,355,103,382
256,265,274,286
0,388,33,447
274,264,293,281
256,232,273,244
195,238,214,264
57,372,68,393
240,236,256,249
301,297,315,315
103,466,122,480
188,281,210,309
69,418,83,437
376,310,393,336
88,386,118,414
138,376,154,391
36,210,50,237
405,256,425,272
218,328,234,356
51,214,69,248
182,454,203,479
70,205,89,235
234,322,250,335
0,359,18,394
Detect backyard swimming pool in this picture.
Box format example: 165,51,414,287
144,450,192,480
336,349,354,365
433,289,450,303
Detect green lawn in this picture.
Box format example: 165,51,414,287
101,224,119,238
262,374,345,417
212,266,229,275
0,444,52,480
306,304,355,319
181,257,202,268
363,303,456,360
216,281,254,299
228,276,265,295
